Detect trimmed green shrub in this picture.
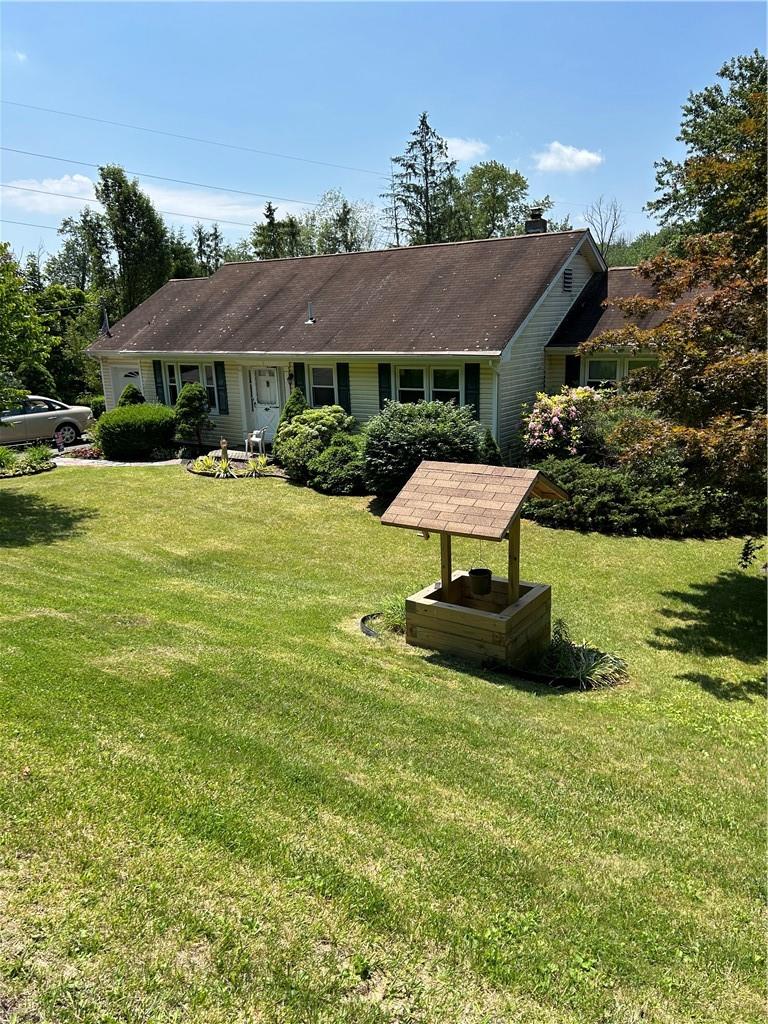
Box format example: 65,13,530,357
363,401,484,497
97,403,176,461
277,386,308,431
479,428,503,466
175,382,214,446
524,455,758,538
77,393,106,419
307,433,367,495
273,406,355,483
117,384,146,407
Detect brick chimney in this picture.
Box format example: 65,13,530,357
524,208,548,234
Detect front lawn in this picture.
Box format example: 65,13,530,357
0,469,764,1023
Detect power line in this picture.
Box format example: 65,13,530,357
1,182,258,228
1,146,319,207
2,99,389,179
1,218,59,232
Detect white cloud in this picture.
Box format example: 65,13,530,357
3,174,96,214
445,137,489,162
14,51,28,63
2,174,307,233
533,141,603,173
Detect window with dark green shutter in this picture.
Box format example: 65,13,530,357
336,362,351,413
292,362,306,397
213,362,229,415
377,364,392,409
464,362,480,418
152,360,166,404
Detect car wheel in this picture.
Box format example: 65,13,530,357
56,423,80,446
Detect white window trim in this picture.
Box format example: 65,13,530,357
164,361,219,413
581,354,657,388
308,364,338,407
394,364,465,405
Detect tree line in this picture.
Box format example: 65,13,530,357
1,56,764,411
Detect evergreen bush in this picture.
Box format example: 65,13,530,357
363,401,483,497
174,383,214,446
273,406,354,483
307,433,367,495
117,384,146,407
97,404,176,461
277,386,308,431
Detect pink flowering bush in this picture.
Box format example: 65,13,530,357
521,386,603,457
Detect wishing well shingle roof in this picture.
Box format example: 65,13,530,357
381,461,567,541
90,231,589,357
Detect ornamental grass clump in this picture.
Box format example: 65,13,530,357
535,619,628,690
521,386,602,458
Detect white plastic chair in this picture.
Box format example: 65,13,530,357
245,429,266,456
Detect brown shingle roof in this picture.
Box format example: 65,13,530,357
381,461,567,541
90,231,589,357
547,267,683,348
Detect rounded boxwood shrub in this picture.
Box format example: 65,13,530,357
307,433,367,495
77,393,106,419
363,401,484,497
97,403,176,461
117,383,146,407
273,406,355,483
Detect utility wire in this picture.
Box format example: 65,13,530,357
1,183,258,227
2,99,390,179
1,218,59,231
1,146,319,207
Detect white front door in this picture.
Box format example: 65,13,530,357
111,365,142,404
248,367,281,440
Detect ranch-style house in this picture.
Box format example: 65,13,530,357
89,215,658,453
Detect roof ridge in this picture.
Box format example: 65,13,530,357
221,229,588,268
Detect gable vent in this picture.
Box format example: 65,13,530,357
562,268,574,292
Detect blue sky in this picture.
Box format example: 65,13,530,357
1,2,764,258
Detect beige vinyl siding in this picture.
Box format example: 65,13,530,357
133,358,248,446
544,352,567,393
349,361,495,434
497,251,594,452
348,363,380,422
100,360,116,409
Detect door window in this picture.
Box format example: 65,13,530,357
255,368,277,405
311,367,336,407
24,399,52,413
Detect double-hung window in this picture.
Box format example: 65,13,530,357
626,359,656,376
165,363,218,412
310,366,336,407
586,359,619,388
431,368,460,404
397,367,426,403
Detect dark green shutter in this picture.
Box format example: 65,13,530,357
336,362,351,413
293,362,306,397
152,360,166,404
377,363,392,409
213,361,229,414
464,362,480,419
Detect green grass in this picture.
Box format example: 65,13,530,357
0,468,764,1023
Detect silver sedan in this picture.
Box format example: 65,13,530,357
0,396,95,447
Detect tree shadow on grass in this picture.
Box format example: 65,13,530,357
0,488,96,547
651,570,766,700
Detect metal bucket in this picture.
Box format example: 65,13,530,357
468,567,492,596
